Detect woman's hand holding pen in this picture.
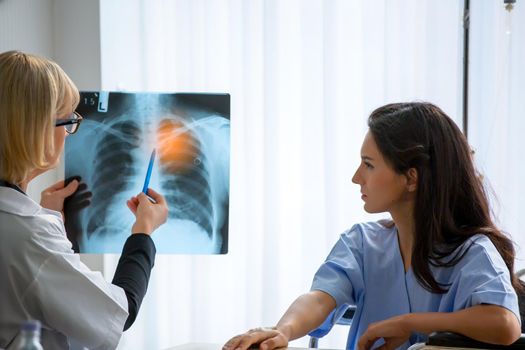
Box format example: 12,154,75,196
127,188,168,235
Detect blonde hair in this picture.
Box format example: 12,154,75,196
0,51,80,184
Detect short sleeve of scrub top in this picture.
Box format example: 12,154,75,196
310,224,365,308
436,235,521,321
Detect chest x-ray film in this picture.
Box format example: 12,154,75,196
64,92,230,254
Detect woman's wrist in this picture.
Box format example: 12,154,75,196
276,324,293,340
132,221,153,235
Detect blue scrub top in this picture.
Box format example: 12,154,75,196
310,221,521,350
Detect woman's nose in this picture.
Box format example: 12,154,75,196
351,169,360,184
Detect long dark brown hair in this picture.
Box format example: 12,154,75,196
368,102,522,293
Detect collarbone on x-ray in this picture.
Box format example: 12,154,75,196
65,92,230,254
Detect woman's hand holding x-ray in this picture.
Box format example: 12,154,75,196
40,179,81,216
127,188,168,235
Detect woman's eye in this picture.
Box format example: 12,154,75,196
364,162,374,169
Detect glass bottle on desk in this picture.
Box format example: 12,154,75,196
16,320,44,350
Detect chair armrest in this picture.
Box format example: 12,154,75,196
427,332,525,349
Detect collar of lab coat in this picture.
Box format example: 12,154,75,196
0,186,60,218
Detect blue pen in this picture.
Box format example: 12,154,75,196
142,149,156,194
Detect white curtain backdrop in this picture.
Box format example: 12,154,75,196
469,1,525,272
94,1,523,349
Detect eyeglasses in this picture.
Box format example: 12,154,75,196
55,111,83,134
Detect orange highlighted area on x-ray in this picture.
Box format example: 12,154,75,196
156,119,200,174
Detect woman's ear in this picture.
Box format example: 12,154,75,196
405,168,418,192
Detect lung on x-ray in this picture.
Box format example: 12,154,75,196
64,92,230,254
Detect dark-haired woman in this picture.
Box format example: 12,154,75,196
223,102,522,350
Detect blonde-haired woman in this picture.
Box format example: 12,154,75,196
0,50,168,349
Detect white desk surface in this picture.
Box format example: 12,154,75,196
163,343,477,350
417,347,483,350
163,344,338,350
418,348,483,350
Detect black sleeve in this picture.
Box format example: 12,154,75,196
111,233,156,331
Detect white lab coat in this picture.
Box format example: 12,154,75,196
0,187,128,350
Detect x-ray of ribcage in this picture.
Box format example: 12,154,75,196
64,92,230,254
